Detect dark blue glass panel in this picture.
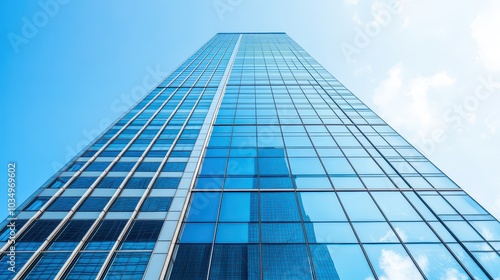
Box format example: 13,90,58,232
209,244,260,279
140,197,173,212
260,192,300,221
95,177,124,189
124,177,152,189
47,197,80,211
170,244,211,279
24,197,51,211
85,161,111,172
136,162,161,172
110,162,136,172
67,177,97,189
121,220,163,250
109,197,140,212
65,252,108,280
79,197,111,212
24,252,71,280
261,245,313,279
104,252,151,279
162,162,187,172
152,177,181,189
86,220,127,250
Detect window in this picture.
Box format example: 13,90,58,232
78,197,111,212
47,197,80,211
124,177,152,189
104,252,151,279
260,192,300,222
67,177,97,189
152,177,181,189
110,162,136,172
186,193,221,222
136,162,161,172
25,253,71,280
48,177,70,189
85,161,111,172
140,197,173,212
49,220,94,250
261,245,312,279
65,252,108,280
162,162,187,172
120,220,164,250
24,197,51,211
298,192,347,221
96,177,124,189
109,197,140,212
17,220,61,250
85,220,127,250
169,244,211,279
210,245,260,279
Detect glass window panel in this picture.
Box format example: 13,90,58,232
170,244,211,280
261,222,305,243
25,252,71,280
295,176,332,189
219,192,258,222
338,192,384,221
47,197,80,211
85,220,127,250
65,252,108,279
298,192,347,221
108,196,140,211
371,192,421,221
140,197,173,212
444,195,488,215
446,243,490,280
391,222,439,243
67,177,97,189
361,176,395,189
215,223,259,243
224,177,257,189
470,221,500,241
209,244,260,279
258,158,290,176
180,223,215,243
259,177,294,189
79,197,110,212
353,222,399,243
152,177,181,189
289,157,325,175
260,192,300,222
261,245,313,279
444,221,485,241
406,243,469,280
364,244,424,280
104,252,150,279
186,192,221,222
310,244,374,280
96,177,125,189
322,158,355,175
226,158,257,175
330,176,364,189
200,158,227,176
305,222,357,243
420,194,458,215
349,158,384,175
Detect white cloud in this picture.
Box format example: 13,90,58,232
378,229,398,242
378,249,424,280
345,0,358,7
442,268,468,280
471,1,500,71
373,64,456,139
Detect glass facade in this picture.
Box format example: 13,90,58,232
1,32,499,279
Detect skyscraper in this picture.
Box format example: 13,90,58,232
1,32,499,279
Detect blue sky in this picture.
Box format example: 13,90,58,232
1,0,500,220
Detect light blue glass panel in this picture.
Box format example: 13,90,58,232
224,177,257,189
444,221,484,241
262,244,313,280
353,222,399,243
364,244,423,280
406,243,469,280
310,244,374,280
338,192,384,221
298,192,347,221
349,158,384,175
226,158,256,175
305,222,357,243
330,176,364,189
371,192,421,221
390,222,439,243
215,223,259,243
322,158,355,175
288,157,325,175
446,243,490,280
186,192,221,222
295,176,332,189
444,195,488,215
180,223,215,243
219,192,257,222
470,221,500,241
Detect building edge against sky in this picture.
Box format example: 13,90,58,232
1,33,499,279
